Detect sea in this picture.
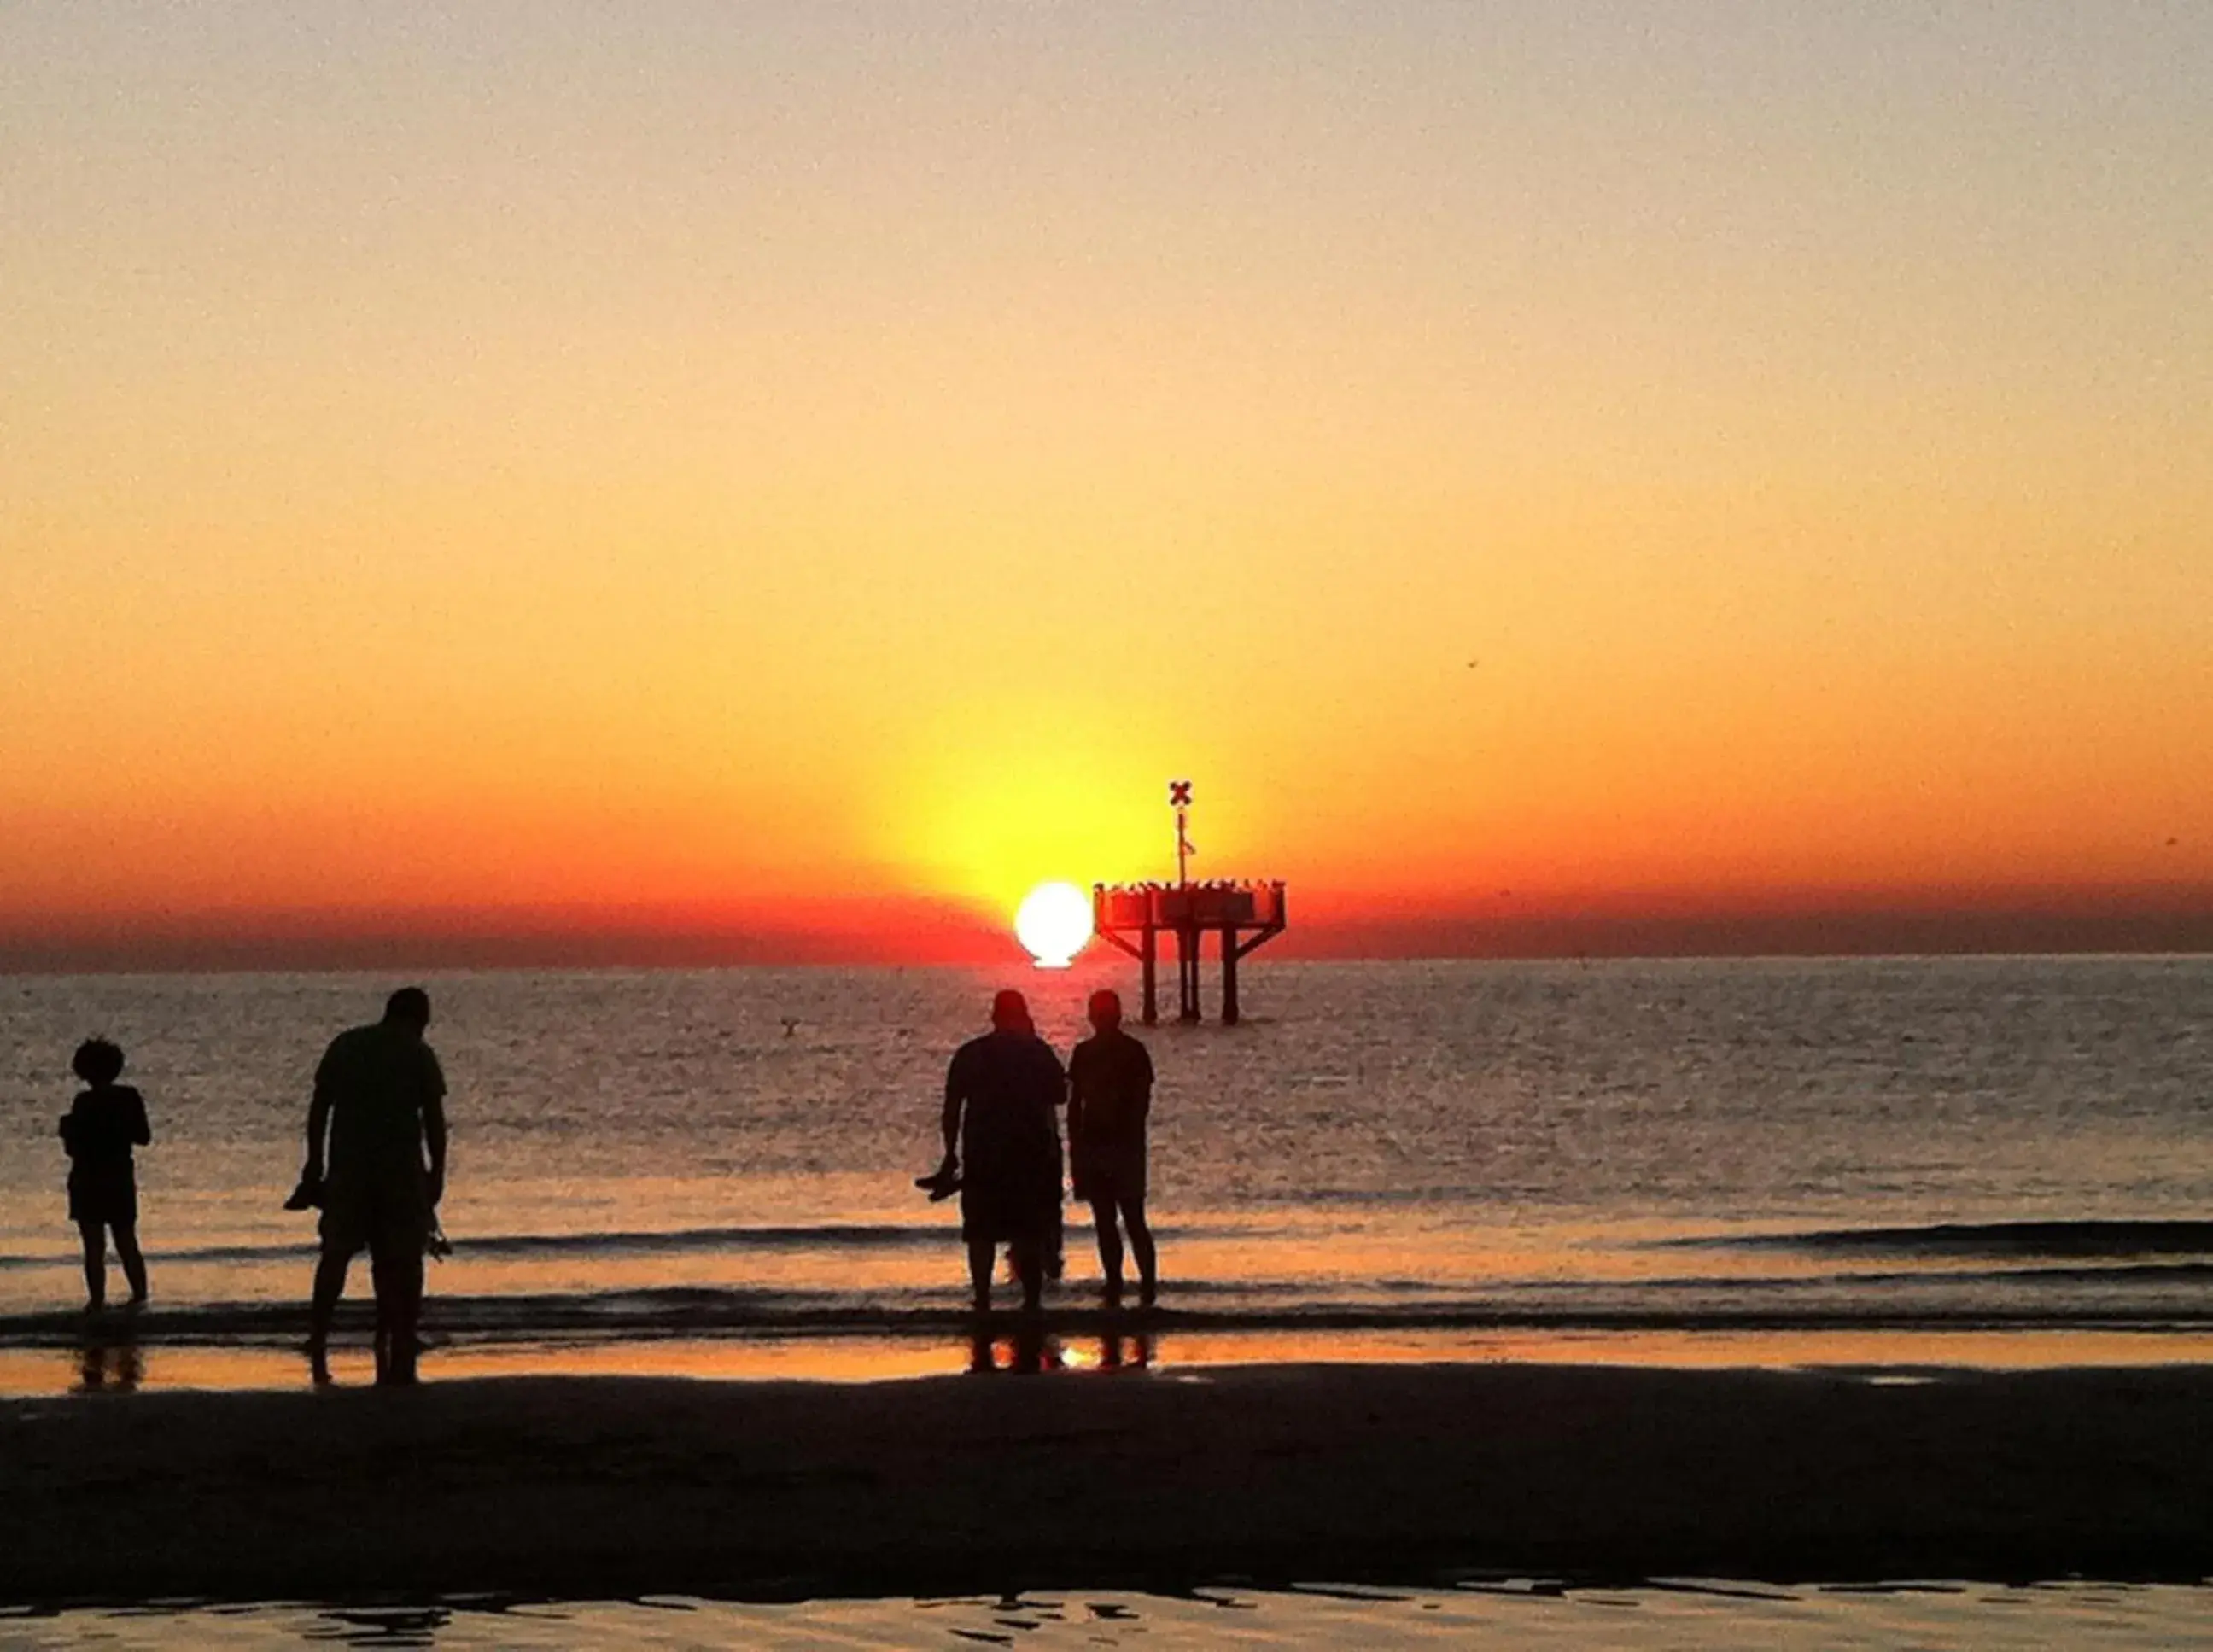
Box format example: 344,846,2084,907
3,954,2210,1388
9,956,2213,1644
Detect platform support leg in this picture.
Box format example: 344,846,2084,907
1177,925,1200,1023
1222,926,1241,1026
1140,926,1159,1026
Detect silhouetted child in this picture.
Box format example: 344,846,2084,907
59,1038,151,1311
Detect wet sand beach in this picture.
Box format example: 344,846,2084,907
5,1361,2210,1606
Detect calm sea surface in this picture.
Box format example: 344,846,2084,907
3,957,2210,1386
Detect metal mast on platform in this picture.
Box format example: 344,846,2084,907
1169,779,1199,1020
1092,780,1288,1027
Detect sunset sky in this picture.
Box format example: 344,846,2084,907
5,3,2210,968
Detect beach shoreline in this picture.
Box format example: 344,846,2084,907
5,1361,2209,1607
11,1318,2213,1400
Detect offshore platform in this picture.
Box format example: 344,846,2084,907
1092,780,1287,1025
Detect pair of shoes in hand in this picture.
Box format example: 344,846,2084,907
914,1159,961,1201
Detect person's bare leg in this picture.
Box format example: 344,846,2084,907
1089,1199,1124,1305
114,1221,149,1305
1013,1236,1044,1315
392,1249,424,1384
369,1251,392,1384
967,1238,996,1316
307,1246,349,1381
373,1246,424,1386
1123,1198,1157,1305
77,1221,105,1311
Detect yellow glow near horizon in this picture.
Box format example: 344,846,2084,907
873,697,1184,918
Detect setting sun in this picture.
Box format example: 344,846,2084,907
1013,881,1093,969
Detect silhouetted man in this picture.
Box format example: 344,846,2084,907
1068,989,1157,1307
300,987,448,1385
941,989,1065,1316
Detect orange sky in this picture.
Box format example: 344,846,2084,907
3,7,2209,968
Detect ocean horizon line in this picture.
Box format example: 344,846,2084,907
7,943,2213,983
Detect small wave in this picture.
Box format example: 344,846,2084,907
0,1241,315,1271
1673,1221,2213,1260
459,1223,957,1258
0,1219,1252,1272
1947,1260,2213,1286
0,1224,947,1271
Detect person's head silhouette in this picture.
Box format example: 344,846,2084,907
991,989,1032,1035
383,987,432,1037
1087,989,1123,1035
72,1037,125,1087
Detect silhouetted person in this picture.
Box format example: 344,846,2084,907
1068,989,1157,1307
940,989,1066,1316
298,988,448,1386
59,1038,151,1313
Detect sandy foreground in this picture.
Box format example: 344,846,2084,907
3,1362,2209,1604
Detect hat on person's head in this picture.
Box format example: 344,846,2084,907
991,989,1032,1032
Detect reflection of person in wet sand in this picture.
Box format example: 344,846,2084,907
75,1334,144,1393
297,988,448,1386
940,989,1065,1316
59,1038,152,1313
968,1322,1060,1375
1068,989,1157,1307
1098,1330,1152,1370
